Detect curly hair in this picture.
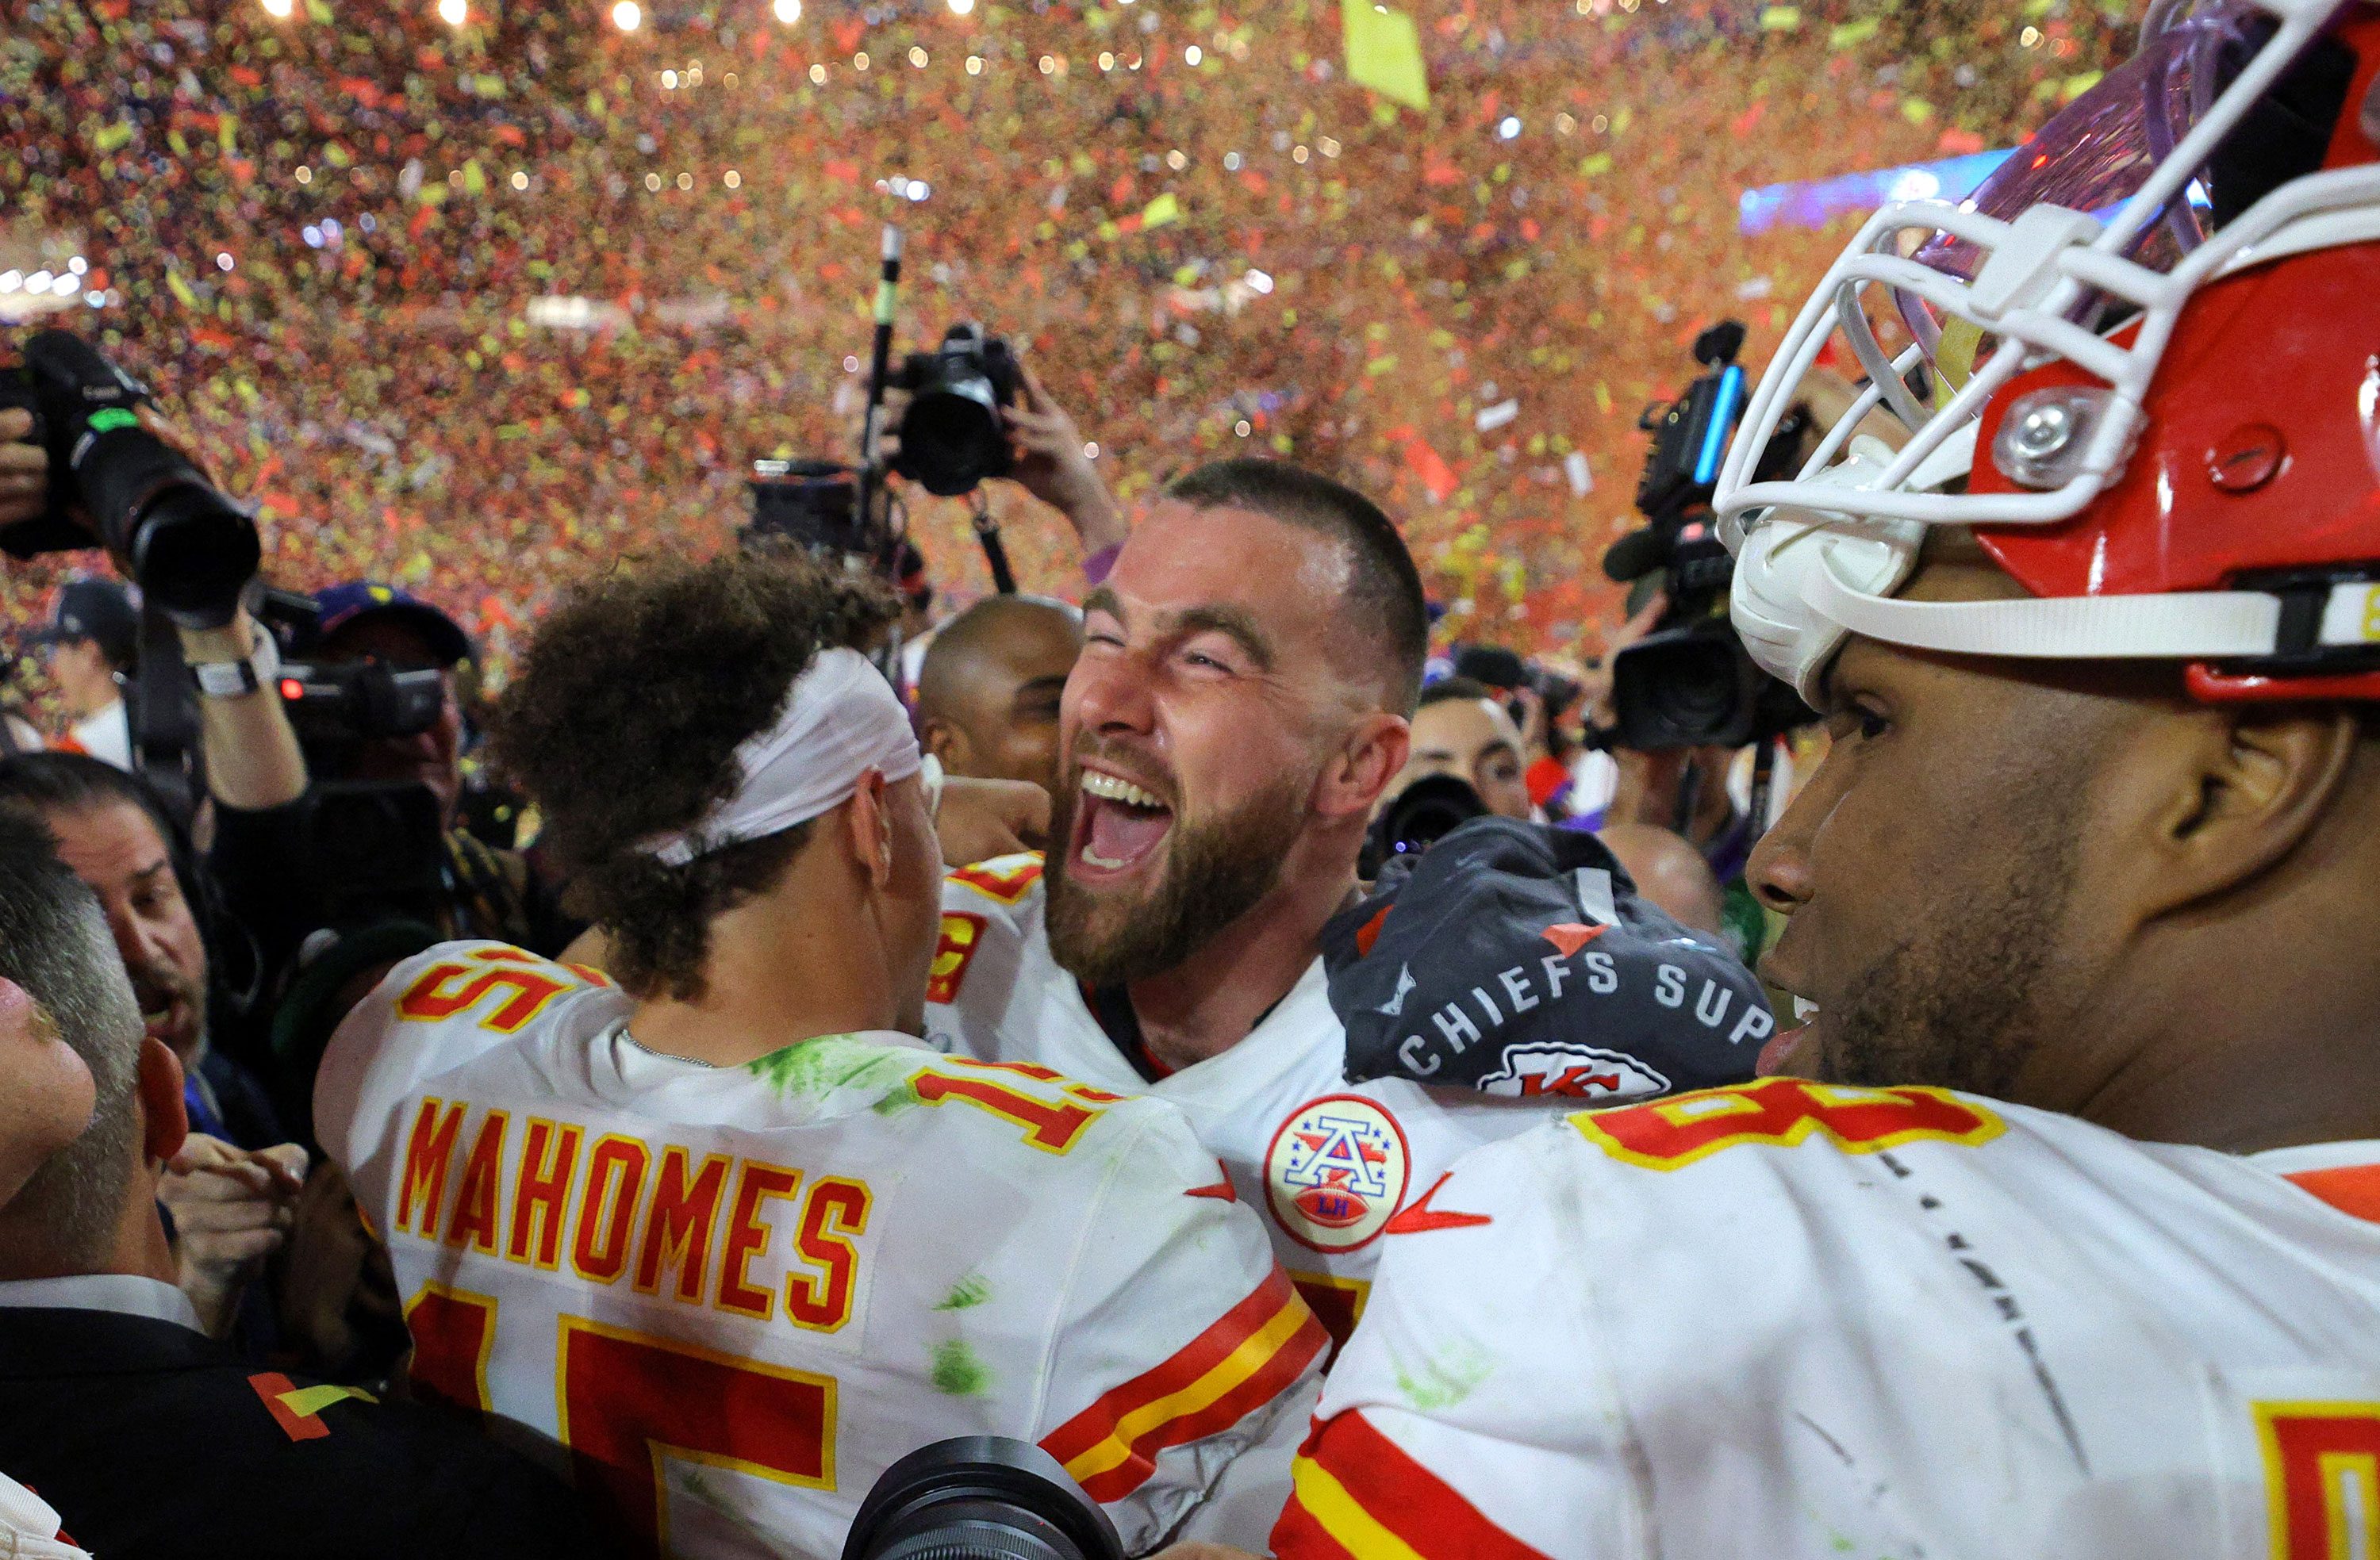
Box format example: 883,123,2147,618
488,550,899,1002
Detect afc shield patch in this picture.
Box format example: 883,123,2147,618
1265,1094,1411,1254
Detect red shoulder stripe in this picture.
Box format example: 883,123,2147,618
1273,1408,1548,1560
1042,1266,1327,1501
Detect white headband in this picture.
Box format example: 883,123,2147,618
638,646,921,868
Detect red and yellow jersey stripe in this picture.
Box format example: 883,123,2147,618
1272,1409,1548,1560
1042,1266,1327,1503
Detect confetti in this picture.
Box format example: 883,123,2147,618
0,0,2130,717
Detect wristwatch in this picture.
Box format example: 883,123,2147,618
187,630,282,699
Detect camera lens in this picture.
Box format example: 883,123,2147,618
1371,772,1488,868
1660,638,1744,735
900,385,1008,496
843,1437,1121,1560
123,481,262,628
1610,622,1761,749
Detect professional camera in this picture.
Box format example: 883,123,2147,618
1360,772,1488,880
1603,321,1814,750
843,1436,1121,1560
274,660,447,748
0,331,258,629
891,323,1021,498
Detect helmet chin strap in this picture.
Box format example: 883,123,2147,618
1806,550,2286,661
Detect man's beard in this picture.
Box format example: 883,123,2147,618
1816,807,2080,1100
1046,770,1309,989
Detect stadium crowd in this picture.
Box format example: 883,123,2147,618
4,2,2380,1558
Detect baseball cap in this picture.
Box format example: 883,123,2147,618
1321,817,1769,1103
30,579,140,669
311,581,474,667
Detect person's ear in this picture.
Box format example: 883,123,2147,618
1314,713,1411,823
843,770,896,891
2130,704,2362,918
920,719,969,771
136,1037,188,1168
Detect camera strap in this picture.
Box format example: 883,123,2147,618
970,495,1018,595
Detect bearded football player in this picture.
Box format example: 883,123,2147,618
925,461,1762,1351
1261,6,2380,1558
312,554,1325,1558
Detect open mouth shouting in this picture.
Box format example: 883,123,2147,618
1070,765,1176,883
130,971,195,1052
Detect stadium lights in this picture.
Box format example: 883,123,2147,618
612,0,641,29
949,0,975,13
774,0,800,21
438,0,466,23
260,0,292,16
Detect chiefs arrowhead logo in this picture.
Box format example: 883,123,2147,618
1479,1044,1669,1104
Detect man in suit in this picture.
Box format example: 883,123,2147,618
0,809,612,1559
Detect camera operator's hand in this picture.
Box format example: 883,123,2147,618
0,408,48,527
176,608,309,812
1003,362,1128,558
936,774,1051,866
161,1133,308,1340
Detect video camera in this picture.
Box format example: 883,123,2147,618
1603,321,1814,750
250,587,453,932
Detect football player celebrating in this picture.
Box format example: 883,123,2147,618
925,460,1762,1350
1263,6,2380,1558
313,554,1326,1558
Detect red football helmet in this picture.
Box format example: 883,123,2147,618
1720,0,2380,703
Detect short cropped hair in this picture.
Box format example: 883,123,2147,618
914,594,1082,727
489,552,900,1002
1165,458,1428,715
0,808,146,1267
1417,676,1499,711
0,753,193,887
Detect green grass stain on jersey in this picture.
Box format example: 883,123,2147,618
935,1274,992,1312
745,1036,918,1103
931,1338,992,1397
1393,1340,1491,1411
871,1075,923,1117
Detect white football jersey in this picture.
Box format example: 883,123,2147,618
1270,1075,2380,1560
923,856,1571,1354
316,942,1327,1560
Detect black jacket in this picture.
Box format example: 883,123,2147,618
0,1306,616,1559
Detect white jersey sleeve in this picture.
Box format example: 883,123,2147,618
1271,1131,1621,1560
313,941,616,1228
1031,1102,1328,1552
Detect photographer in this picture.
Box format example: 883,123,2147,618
29,579,136,769
1378,676,1534,823
194,584,568,1030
